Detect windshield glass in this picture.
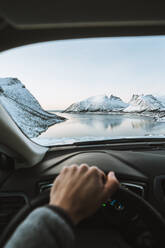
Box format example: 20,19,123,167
1,37,165,146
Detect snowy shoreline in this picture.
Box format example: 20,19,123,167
61,110,165,121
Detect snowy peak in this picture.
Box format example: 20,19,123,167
0,78,42,109
124,94,165,112
0,77,65,138
0,77,21,88
65,94,128,112
109,94,121,100
129,94,140,103
65,93,165,113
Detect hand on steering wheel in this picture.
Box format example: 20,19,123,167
49,164,119,224
1,164,165,248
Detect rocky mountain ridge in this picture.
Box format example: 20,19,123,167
64,94,165,114
0,77,65,138
65,94,128,112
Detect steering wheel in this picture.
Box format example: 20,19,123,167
0,186,165,248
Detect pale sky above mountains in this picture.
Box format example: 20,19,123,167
0,36,165,109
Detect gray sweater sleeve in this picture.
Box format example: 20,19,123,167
5,207,75,248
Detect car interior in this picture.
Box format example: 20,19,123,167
1,1,165,248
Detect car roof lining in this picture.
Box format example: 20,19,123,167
0,1,164,26
0,0,165,51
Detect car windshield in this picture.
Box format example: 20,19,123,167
1,37,165,146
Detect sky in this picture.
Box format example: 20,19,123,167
0,36,165,110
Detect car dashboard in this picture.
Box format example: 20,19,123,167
0,142,165,246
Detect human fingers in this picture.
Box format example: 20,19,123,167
102,171,119,201
87,166,106,185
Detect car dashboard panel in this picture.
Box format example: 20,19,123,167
0,146,165,238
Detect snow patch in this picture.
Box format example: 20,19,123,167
124,94,165,113
32,136,126,146
33,135,165,146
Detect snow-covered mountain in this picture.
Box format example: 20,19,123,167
0,78,65,138
124,94,165,113
64,94,128,112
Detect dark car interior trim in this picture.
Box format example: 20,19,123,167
1,1,165,52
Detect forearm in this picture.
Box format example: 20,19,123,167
5,207,75,248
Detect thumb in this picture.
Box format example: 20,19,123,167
102,171,119,201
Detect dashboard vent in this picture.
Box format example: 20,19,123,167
39,180,53,193
0,194,27,235
154,176,165,205
121,182,145,197
161,179,165,195
38,180,145,197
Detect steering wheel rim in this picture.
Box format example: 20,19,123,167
0,186,165,248
115,186,165,247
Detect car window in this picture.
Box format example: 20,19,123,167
1,37,165,146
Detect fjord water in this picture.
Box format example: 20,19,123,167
36,112,165,145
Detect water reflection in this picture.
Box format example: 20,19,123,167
38,113,165,141
73,114,123,129
130,118,165,135
130,119,156,130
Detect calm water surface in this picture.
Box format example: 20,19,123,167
36,113,165,145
